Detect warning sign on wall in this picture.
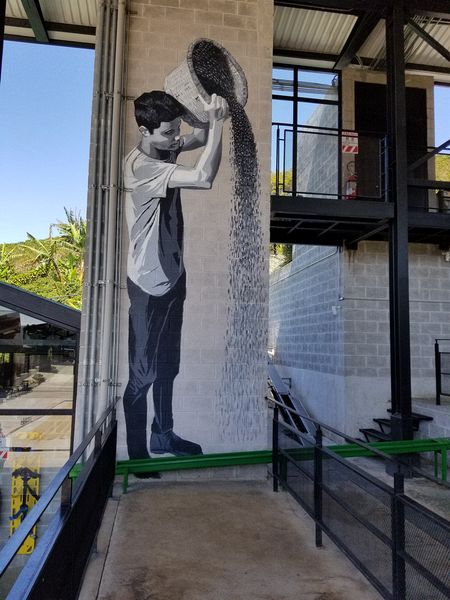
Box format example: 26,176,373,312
342,131,359,154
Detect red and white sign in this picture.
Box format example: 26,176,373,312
342,131,359,154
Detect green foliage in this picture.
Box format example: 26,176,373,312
0,209,86,310
436,155,450,182
271,170,293,195
270,171,293,269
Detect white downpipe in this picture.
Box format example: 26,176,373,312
97,0,127,418
73,0,107,447
84,1,114,437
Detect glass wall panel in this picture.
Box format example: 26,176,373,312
272,67,294,97
0,307,76,410
297,103,339,198
298,70,338,102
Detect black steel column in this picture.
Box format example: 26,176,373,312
0,0,6,84
386,1,414,440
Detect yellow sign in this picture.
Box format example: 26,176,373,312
9,458,41,554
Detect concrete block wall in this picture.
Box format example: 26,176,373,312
116,0,273,461
269,240,450,437
268,245,348,431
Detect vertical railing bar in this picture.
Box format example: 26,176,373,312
272,404,279,492
435,339,441,406
314,425,323,548
276,125,280,196
391,471,406,600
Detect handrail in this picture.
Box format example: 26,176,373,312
0,402,116,575
408,137,450,173
268,396,450,488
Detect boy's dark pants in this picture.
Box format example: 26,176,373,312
123,274,186,459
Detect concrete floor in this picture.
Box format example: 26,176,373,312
80,479,381,600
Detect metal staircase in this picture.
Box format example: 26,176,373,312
267,360,315,443
360,410,433,443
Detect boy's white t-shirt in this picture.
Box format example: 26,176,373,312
124,146,184,297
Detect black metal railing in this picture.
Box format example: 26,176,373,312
272,123,388,201
271,399,450,600
435,338,450,405
0,403,117,600
407,140,450,213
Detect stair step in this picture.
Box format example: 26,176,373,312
386,409,433,422
359,428,392,442
373,418,391,427
374,417,419,432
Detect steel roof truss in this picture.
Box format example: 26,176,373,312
20,0,48,43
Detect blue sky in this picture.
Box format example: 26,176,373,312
0,41,94,243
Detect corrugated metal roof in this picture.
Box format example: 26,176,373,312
274,5,450,77
274,6,358,55
5,0,97,45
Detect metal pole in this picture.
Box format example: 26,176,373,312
386,1,413,441
314,425,323,548
391,471,406,600
0,0,6,84
272,404,279,492
435,339,441,405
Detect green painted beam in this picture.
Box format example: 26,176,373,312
21,0,49,43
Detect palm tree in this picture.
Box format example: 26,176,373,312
20,233,63,283
0,243,16,281
52,208,87,276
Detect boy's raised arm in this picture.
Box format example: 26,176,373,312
168,94,228,190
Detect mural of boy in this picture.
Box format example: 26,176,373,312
123,90,228,460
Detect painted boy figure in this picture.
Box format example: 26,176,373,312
123,90,227,459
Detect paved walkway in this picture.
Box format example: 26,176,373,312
80,479,381,600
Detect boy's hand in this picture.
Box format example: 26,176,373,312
201,93,229,123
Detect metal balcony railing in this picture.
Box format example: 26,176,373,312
435,338,450,405
0,403,117,600
272,123,388,201
270,396,450,600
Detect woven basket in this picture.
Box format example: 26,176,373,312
164,38,248,124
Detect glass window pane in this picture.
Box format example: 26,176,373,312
297,70,338,102
298,101,338,128
0,308,76,409
297,123,339,199
272,98,293,125
272,66,294,97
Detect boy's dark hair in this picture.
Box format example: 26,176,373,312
134,91,185,133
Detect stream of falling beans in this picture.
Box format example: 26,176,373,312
192,41,267,441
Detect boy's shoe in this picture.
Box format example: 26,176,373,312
150,430,203,456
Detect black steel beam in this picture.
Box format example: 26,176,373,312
334,11,381,69
274,47,450,76
0,281,80,331
407,0,450,20
20,0,49,43
271,196,394,220
407,19,450,64
274,0,387,15
386,1,413,440
5,17,96,38
0,0,5,83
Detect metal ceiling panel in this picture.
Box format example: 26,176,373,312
274,5,450,73
5,0,27,19
6,0,97,25
274,6,358,55
40,0,97,27
5,0,97,45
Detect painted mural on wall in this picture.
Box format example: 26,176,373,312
123,39,265,461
